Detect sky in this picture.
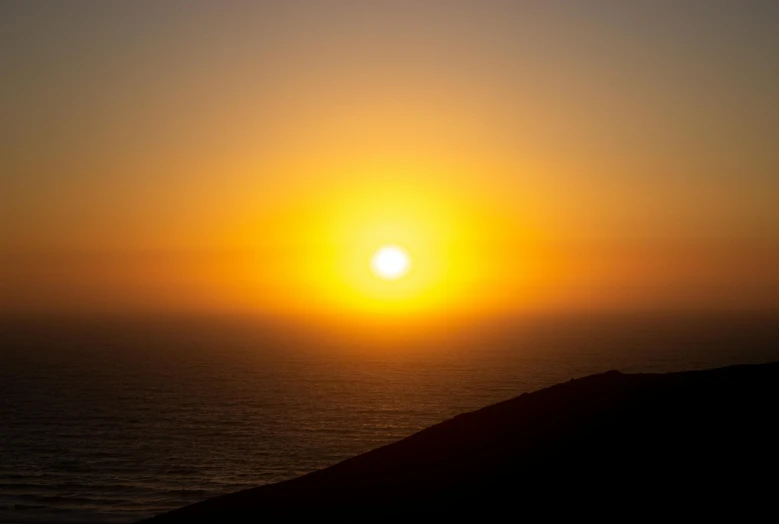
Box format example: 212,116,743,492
2,1,778,319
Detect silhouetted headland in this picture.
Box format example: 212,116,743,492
142,362,779,522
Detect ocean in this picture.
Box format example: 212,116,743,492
2,312,777,523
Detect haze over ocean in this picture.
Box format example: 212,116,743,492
2,312,777,523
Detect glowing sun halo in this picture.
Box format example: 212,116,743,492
371,245,411,280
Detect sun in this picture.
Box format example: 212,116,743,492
371,245,411,280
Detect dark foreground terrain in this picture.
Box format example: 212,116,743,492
144,362,779,521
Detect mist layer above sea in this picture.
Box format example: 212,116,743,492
1,311,777,523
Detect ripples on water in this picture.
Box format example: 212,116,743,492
1,313,777,523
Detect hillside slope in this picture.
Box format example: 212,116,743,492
143,362,779,521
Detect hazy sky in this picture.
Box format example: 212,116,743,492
2,1,778,317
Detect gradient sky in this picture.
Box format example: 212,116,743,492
2,1,778,318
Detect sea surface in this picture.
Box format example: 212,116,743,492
1,312,777,523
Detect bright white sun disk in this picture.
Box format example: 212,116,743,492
371,246,410,280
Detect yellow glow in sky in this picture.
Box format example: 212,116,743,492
2,3,777,318
291,181,476,316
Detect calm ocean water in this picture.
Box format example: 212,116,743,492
1,312,777,523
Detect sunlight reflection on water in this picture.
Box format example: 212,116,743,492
1,313,777,522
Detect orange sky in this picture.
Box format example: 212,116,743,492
2,2,778,319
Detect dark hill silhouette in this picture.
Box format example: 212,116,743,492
142,362,779,522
